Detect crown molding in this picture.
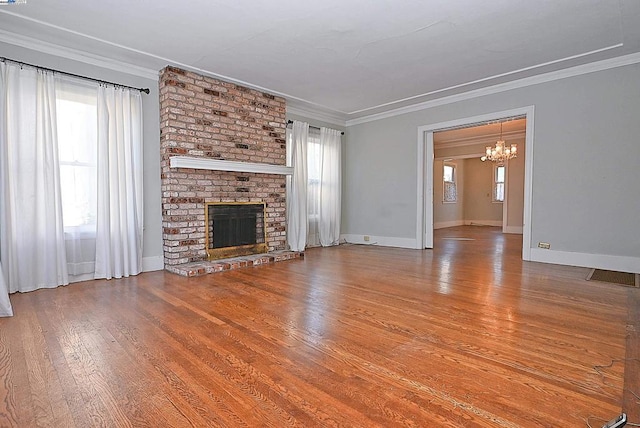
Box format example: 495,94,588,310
435,130,526,149
434,153,485,161
0,11,329,109
346,51,640,127
0,22,351,127
346,44,622,117
0,24,346,123
286,102,347,128
0,29,159,81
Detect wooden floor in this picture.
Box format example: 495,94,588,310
1,226,638,427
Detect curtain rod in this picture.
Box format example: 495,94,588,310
0,56,150,94
287,120,344,135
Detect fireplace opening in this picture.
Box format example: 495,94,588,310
206,203,267,260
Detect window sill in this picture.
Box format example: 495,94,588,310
64,225,97,240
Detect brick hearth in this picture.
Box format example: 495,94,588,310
166,250,303,277
159,66,293,276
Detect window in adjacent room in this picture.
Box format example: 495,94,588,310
443,163,457,203
493,164,505,202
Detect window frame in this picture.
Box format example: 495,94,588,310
306,131,322,221
442,162,457,203
493,164,506,203
55,80,99,237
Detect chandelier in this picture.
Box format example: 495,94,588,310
480,122,517,163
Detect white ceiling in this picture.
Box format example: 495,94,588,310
1,0,639,122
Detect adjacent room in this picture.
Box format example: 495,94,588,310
1,1,639,426
433,119,526,234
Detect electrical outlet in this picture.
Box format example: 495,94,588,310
538,242,550,249
364,235,370,242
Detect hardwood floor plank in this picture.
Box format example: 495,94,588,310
34,288,123,428
2,297,39,427
20,301,76,428
64,290,177,428
205,308,412,426
96,288,255,427
138,285,371,427
254,268,623,377
0,226,635,426
0,312,20,427
623,287,640,422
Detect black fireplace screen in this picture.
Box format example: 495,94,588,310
207,203,265,250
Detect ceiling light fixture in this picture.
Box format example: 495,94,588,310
481,122,517,163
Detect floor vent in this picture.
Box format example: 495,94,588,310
586,269,639,287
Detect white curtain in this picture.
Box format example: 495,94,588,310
0,63,69,317
286,121,342,251
0,65,11,317
0,64,145,317
0,262,11,317
318,127,342,246
286,120,309,252
94,86,144,279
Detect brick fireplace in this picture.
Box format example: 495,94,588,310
159,66,298,276
205,202,267,259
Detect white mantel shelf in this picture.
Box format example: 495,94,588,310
170,156,293,175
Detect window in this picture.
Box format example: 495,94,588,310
493,164,505,202
306,129,322,245
443,163,457,202
56,82,98,234
307,131,321,222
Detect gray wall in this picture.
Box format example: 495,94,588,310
463,159,502,224
343,115,418,239
344,63,640,267
1,42,164,268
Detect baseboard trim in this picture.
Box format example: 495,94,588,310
503,226,523,234
341,234,417,249
465,220,503,227
143,256,165,272
529,248,640,274
434,220,465,229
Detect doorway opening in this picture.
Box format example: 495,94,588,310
416,107,534,261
